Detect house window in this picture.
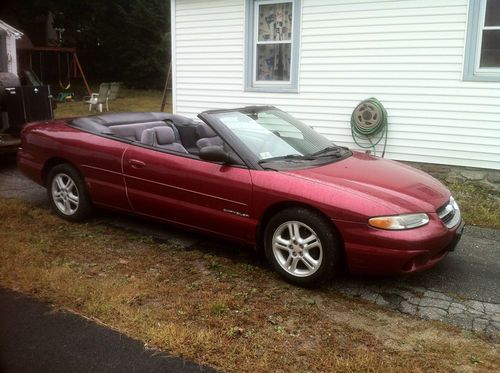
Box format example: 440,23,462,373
245,0,301,92
464,0,500,81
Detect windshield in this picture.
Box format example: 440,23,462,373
211,108,335,162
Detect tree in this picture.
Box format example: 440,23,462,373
0,0,170,89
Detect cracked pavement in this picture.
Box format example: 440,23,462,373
332,280,500,338
328,224,500,339
1,154,499,339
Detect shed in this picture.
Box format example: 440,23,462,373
170,0,500,172
0,20,23,74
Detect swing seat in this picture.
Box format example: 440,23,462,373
84,83,110,112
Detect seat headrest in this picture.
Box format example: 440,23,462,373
133,121,167,140
196,123,217,138
140,128,156,146
155,126,175,144
140,127,176,146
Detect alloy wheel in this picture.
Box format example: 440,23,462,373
51,173,80,215
272,221,323,277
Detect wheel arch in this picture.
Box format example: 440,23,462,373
43,158,93,221
256,201,346,260
42,157,80,186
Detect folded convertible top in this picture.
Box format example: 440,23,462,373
71,112,198,134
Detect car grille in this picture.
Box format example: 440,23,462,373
437,197,461,229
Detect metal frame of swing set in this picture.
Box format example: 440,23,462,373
17,46,91,96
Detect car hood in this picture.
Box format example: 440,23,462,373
284,151,450,214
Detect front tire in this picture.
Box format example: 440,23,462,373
47,163,92,221
264,208,341,287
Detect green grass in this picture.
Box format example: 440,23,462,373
54,87,167,119
442,181,500,229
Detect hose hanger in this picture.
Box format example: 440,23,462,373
350,97,388,157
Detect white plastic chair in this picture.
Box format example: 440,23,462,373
106,82,122,111
84,83,110,112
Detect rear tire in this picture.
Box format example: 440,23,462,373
264,207,341,287
47,163,92,221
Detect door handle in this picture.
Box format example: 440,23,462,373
128,159,146,168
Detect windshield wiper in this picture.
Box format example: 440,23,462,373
258,146,348,164
309,146,342,157
258,154,315,164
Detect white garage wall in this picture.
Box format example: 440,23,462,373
172,0,500,170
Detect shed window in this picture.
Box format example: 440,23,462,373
464,0,500,81
245,0,301,92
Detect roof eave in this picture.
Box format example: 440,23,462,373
0,20,24,39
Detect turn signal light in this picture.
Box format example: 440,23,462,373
368,213,429,230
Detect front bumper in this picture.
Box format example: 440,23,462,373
334,215,465,275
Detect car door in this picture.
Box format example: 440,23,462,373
65,132,131,212
122,145,255,243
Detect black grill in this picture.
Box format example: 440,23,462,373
437,198,460,228
1,72,53,135
437,201,448,214
441,210,455,224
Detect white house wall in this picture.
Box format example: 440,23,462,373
172,0,500,170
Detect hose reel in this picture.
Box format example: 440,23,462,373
350,97,388,157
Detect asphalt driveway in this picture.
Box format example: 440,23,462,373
1,154,498,338
0,288,216,373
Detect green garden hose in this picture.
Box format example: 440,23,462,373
350,97,388,157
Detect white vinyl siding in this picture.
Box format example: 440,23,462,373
172,0,500,170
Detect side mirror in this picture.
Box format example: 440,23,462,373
199,145,230,163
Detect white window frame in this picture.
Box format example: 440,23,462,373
464,0,500,81
245,0,301,92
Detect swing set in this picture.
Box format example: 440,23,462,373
18,46,91,100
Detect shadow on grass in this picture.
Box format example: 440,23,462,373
89,208,268,269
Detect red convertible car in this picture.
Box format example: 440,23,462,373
17,107,464,286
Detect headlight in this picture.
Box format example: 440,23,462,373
368,213,429,230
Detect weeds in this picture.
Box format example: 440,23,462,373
443,181,500,228
0,198,498,372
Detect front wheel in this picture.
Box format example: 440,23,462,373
264,208,341,287
47,163,92,221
